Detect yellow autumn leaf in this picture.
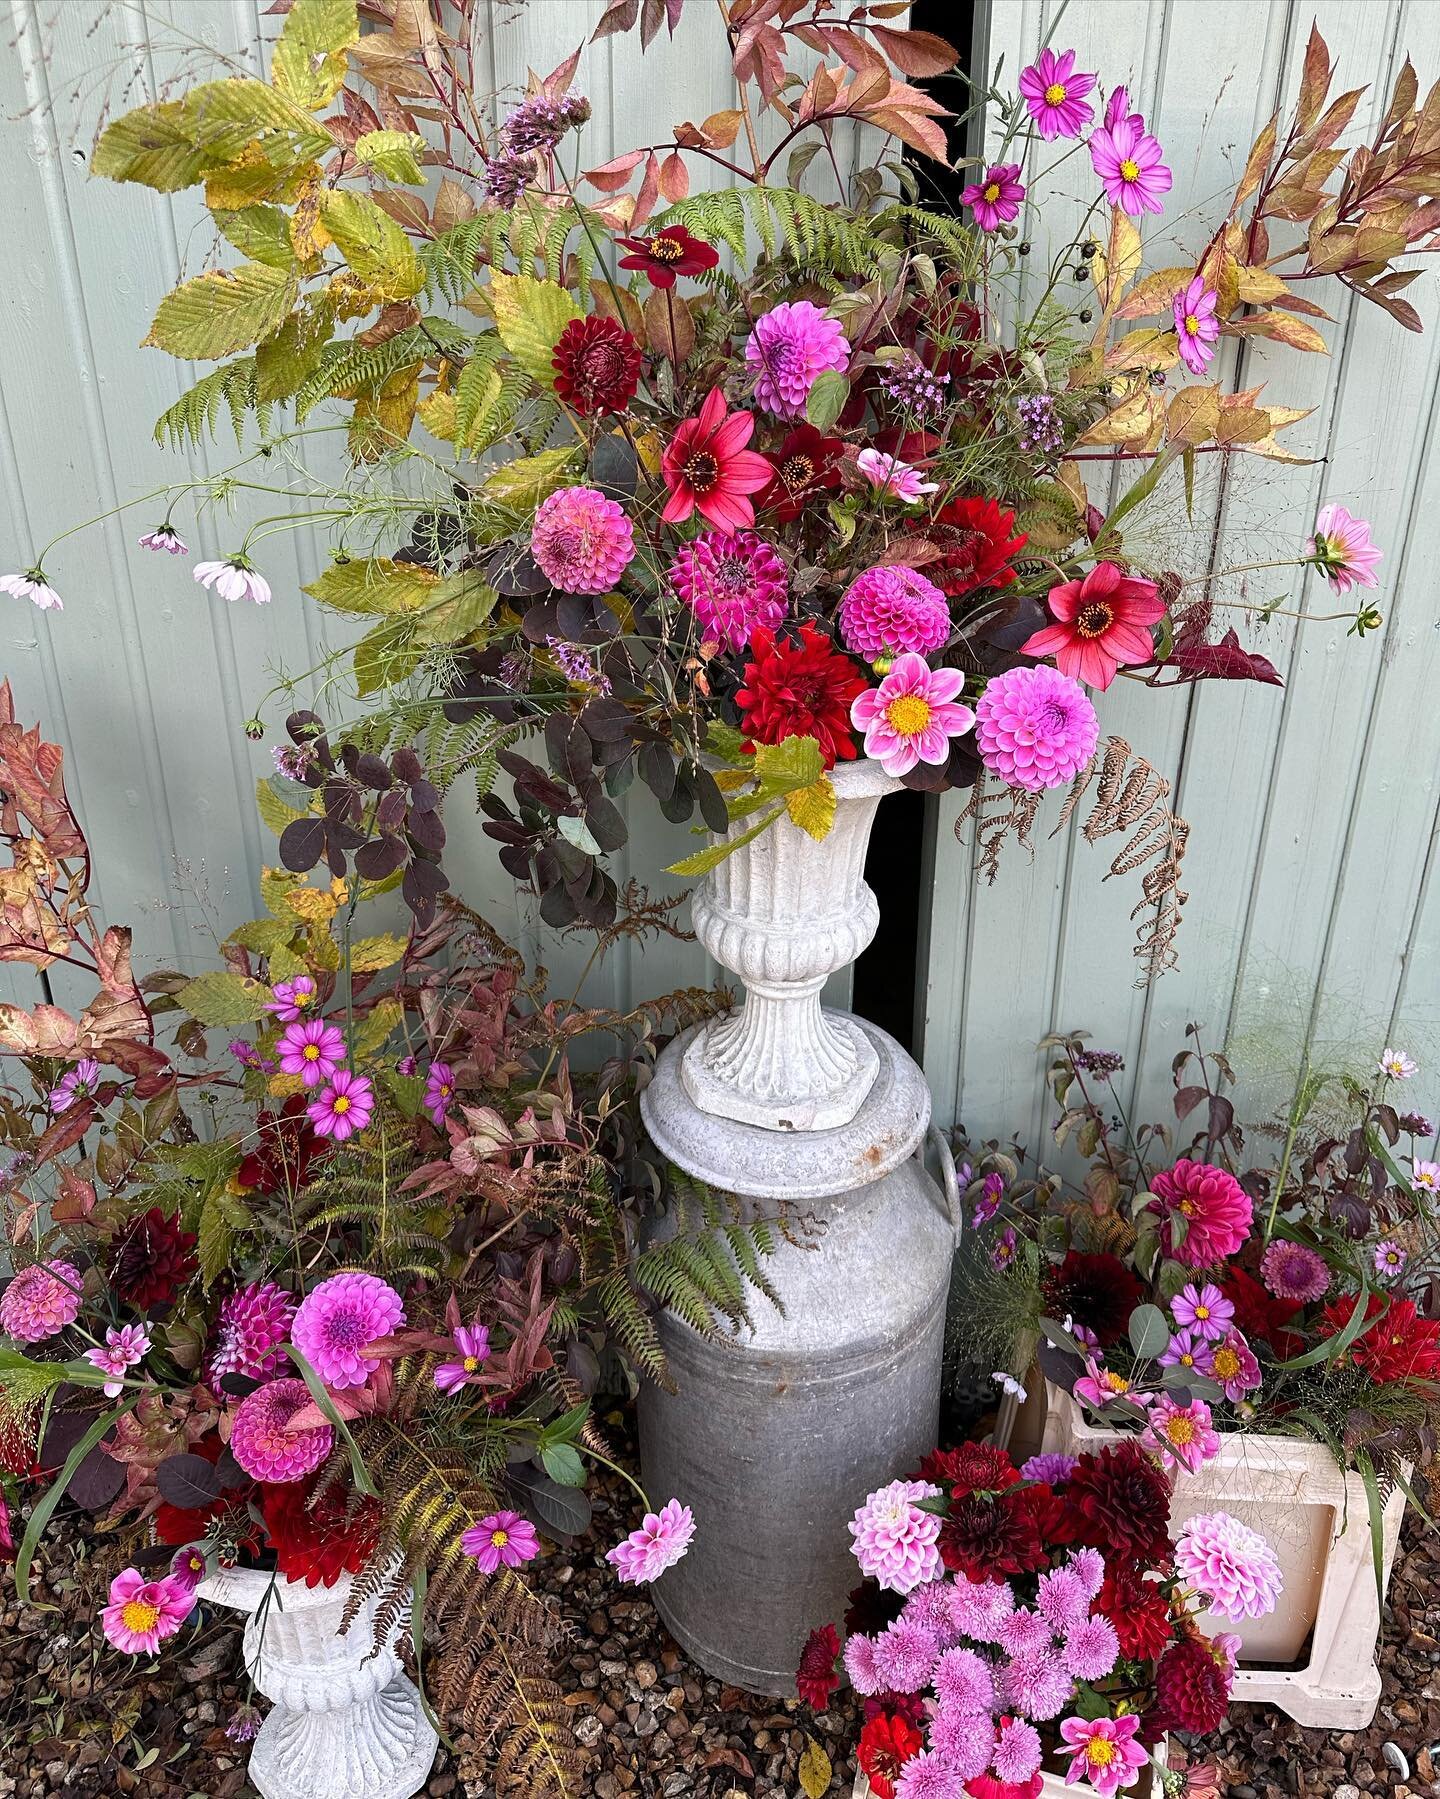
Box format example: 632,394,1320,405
417,390,458,442
785,774,836,842
350,933,408,973
798,1734,833,1799
285,883,340,926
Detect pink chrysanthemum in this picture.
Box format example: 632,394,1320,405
895,1750,970,1799
209,1280,297,1383
903,1579,964,1649
744,300,850,420
1173,276,1220,375
607,1498,695,1585
849,1478,944,1595
992,1717,1044,1785
1021,1452,1079,1487
960,162,1026,232
844,1631,885,1696
1070,1546,1106,1600
1208,1328,1263,1403
1,1260,82,1343
1142,1393,1222,1475
839,565,951,663
229,1378,333,1483
530,486,636,594
1035,1565,1090,1633
1146,1159,1252,1267
1018,48,1097,139
851,655,975,778
1061,1615,1120,1680
874,1617,941,1694
933,1645,996,1714
1090,110,1173,216
928,1706,997,1779
670,529,788,651
996,1608,1051,1658
1174,1510,1284,1621
277,1019,345,1089
307,1069,375,1142
974,664,1098,792
948,1575,1014,1643
101,1568,195,1655
291,1271,404,1390
1307,503,1383,594
1259,1238,1329,1303
461,1509,539,1573
1058,1714,1148,1798
1001,1647,1074,1720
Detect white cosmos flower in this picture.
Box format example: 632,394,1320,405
992,1370,1028,1402
1379,1047,1418,1080
138,525,188,555
0,569,63,611
194,556,271,604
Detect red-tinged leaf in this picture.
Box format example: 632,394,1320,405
633,149,661,229
542,41,584,97
643,287,696,364
1166,624,1283,687
1381,57,1419,138
1297,22,1331,132
1174,1084,1206,1119
867,24,960,78
592,0,639,41
820,24,882,71
93,925,136,997
658,150,690,203
1227,309,1329,353
867,105,951,164
29,1105,96,1169
1234,115,1277,211
1347,281,1424,332
640,0,665,46
699,108,743,150
1303,86,1364,153
53,1164,97,1224
583,149,645,194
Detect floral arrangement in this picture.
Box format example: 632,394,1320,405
797,1438,1282,1797
5,5,1432,973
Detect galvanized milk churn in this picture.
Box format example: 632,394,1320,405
638,761,962,1694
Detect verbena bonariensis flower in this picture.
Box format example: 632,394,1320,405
960,162,1025,231
745,300,850,419
606,1497,696,1584
856,447,938,503
1145,1158,1252,1266
838,565,951,663
1174,1509,1284,1619
483,149,537,207
50,1056,100,1112
617,224,719,288
1259,1237,1329,1302
848,1478,944,1594
734,623,866,768
208,1279,297,1383
137,524,187,555
500,91,590,157
1017,392,1064,456
1172,1280,1234,1341
277,1018,345,1088
662,387,772,532
670,528,788,651
1173,275,1221,374
101,1569,196,1655
1018,47,1097,138
1141,1393,1222,1474
423,1060,456,1127
229,1378,333,1483
973,664,1098,792
530,485,636,593
1022,561,1164,689
1379,1045,1417,1079
877,351,950,420
434,1320,491,1394
462,1509,539,1572
85,1323,151,1397
0,568,63,611
851,655,974,778
0,1260,82,1343
1208,1327,1262,1401
1307,503,1383,593
551,315,642,415
307,1069,375,1141
292,1270,403,1388
1058,1714,1147,1797
265,974,319,1022
927,497,1028,598
1090,99,1173,215
193,554,270,604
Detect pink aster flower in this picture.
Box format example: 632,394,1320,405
169,1545,208,1593
461,1509,539,1573
933,1644,996,1714
1374,1238,1408,1280
948,1575,1015,1644
1001,1646,1074,1720
228,1378,333,1483
844,1631,885,1696
307,1069,375,1141
1174,1510,1284,1621
1172,1281,1233,1342
974,664,1098,792
291,1270,404,1389
1090,108,1172,216
856,448,939,503
1058,1714,1148,1797
851,655,975,778
961,162,1026,231
423,1060,456,1128
1379,1046,1417,1080
744,300,850,420
138,524,188,555
1018,48,1097,139
1036,1565,1090,1633
1173,275,1221,375
1159,1328,1215,1377
1208,1328,1262,1402
839,565,951,663
1307,504,1383,594
530,486,636,594
1,1260,82,1343
50,1057,101,1113
85,1323,151,1398
209,1280,296,1382
670,529,788,651
101,1568,195,1655
992,1717,1044,1786
265,975,318,1022
1061,1614,1120,1681
897,1750,970,1799
1142,1393,1222,1474
1412,1157,1440,1194
607,1498,696,1585
434,1319,492,1394
1146,1159,1252,1267
277,1019,345,1089
928,1707,997,1780
874,1616,941,1693
849,1477,944,1594
1259,1238,1329,1303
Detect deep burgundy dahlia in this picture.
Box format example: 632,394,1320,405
1153,1636,1232,1733
758,425,843,521
1041,1251,1144,1349
109,1208,198,1310
236,1095,327,1196
1065,1443,1173,1565
926,496,1028,597
795,1622,842,1710
918,1441,1020,1496
552,315,643,416
939,1489,1046,1580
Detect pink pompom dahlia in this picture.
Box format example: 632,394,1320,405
291,1270,404,1390
1147,1158,1252,1267
229,1378,333,1483
1174,1510,1284,1621
606,1497,696,1585
874,1616,941,1693
462,1509,539,1573
851,656,975,778
1307,503,1382,594
670,529,788,651
1058,1714,1148,1797
1259,1238,1329,1304
209,1279,297,1383
531,486,636,594
101,1568,196,1655
839,565,951,663
1,1260,82,1343
849,1477,944,1594
1018,48,1097,139
895,1750,971,1799
1060,1614,1120,1681
744,300,850,419
973,664,1098,792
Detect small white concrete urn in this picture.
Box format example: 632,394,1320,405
681,758,899,1131
198,1565,438,1799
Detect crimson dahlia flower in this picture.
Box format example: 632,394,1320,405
661,386,772,532
1023,561,1165,689
734,624,866,767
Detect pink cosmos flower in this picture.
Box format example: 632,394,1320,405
101,1568,196,1655
839,565,951,663
1172,1281,1233,1341
307,1069,375,1141
1379,1046,1417,1080
1159,1327,1215,1377
1412,1157,1440,1194
974,664,1099,792
607,1498,696,1585
1,1260,83,1343
228,1378,333,1483
1374,1238,1408,1280
85,1323,151,1398
1018,47,1096,139
851,655,975,778
531,486,636,594
1,569,63,611
990,1226,1019,1271
849,1477,944,1593
434,1320,492,1394
991,1716,1043,1785
1208,1328,1262,1402
265,975,319,1022
1259,1238,1329,1303
1174,1510,1284,1620
277,1019,346,1089
744,300,850,420
1090,111,1173,217
138,525,188,555
1073,1359,1135,1411
670,529,788,651
193,555,270,605
209,1279,296,1382
1141,1393,1222,1474
1021,560,1164,690
169,1544,208,1592
461,1509,539,1573
1061,1615,1120,1680
1173,275,1221,374
856,448,939,504
1146,1159,1252,1267
291,1270,404,1389
423,1060,456,1128
1058,1714,1148,1797
960,162,1026,231
1306,503,1383,594
50,1057,101,1113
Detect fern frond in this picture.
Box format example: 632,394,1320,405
152,358,262,448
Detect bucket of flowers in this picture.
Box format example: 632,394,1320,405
795,1438,1281,1799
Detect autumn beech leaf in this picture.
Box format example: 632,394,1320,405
784,776,836,843
270,0,359,111
317,189,423,300
144,263,298,360
489,274,582,386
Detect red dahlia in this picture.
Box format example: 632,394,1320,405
1065,1442,1173,1566
1153,1636,1232,1733
939,1488,1047,1580
261,1475,383,1589
1042,1251,1144,1349
917,1441,1020,1496
1098,1558,1174,1661
110,1207,197,1310
795,1622,841,1711
1222,1265,1302,1359
617,224,719,288
856,1711,923,1799
552,315,643,416
926,496,1027,598
236,1095,327,1197
1323,1290,1440,1384
759,425,843,521
735,624,866,768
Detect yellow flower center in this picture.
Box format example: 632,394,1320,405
302,1043,321,1061
1044,82,1067,105
332,1094,350,1114
1086,1740,1117,1769
1102,1370,1130,1394
886,693,932,736
1178,1351,1195,1367
490,1527,510,1548
121,1599,161,1634
983,182,1001,203
462,1355,480,1373
1184,313,1201,335
1179,1197,1196,1216
1212,1347,1240,1380
1194,1304,1210,1320
1165,1415,1197,1446
1120,158,1140,182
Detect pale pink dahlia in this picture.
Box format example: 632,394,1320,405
606,1497,696,1584
291,1270,404,1390
1,1260,82,1343
1174,1510,1284,1621
530,486,636,594
228,1377,333,1483
744,300,850,420
839,565,951,663
1259,1238,1329,1304
928,1707,996,1779
1307,503,1383,594
1146,1159,1252,1267
1058,1714,1148,1798
851,656,975,778
101,1568,196,1655
670,529,788,651
973,664,1098,791
208,1280,297,1383
849,1477,944,1594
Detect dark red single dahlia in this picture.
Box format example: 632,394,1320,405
795,1623,841,1711
939,1489,1047,1580
1065,1442,1173,1565
617,224,719,288
1098,1558,1174,1661
109,1207,197,1310
261,1476,383,1589
1222,1265,1302,1359
552,315,643,416
855,1711,923,1799
926,496,1027,598
1323,1291,1440,1384
917,1441,1020,1496
758,425,843,521
1153,1636,1232,1733
735,624,866,769
1042,1251,1145,1349
236,1095,327,1196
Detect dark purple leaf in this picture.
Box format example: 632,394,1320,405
156,1453,224,1510
408,808,445,855
70,1445,126,1512
354,754,393,790
1166,625,1283,686
355,835,407,881
279,817,326,872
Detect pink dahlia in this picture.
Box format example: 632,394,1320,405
961,162,1026,232
277,1018,345,1089
101,1568,196,1655
851,655,975,778
530,486,636,594
1208,1328,1263,1403
1018,48,1096,139
291,1271,404,1390
745,300,850,420
997,1608,1052,1657
461,1508,539,1573
1060,1615,1119,1680
1306,503,1382,594
1259,1238,1329,1304
1021,561,1164,690
1146,1159,1252,1267
1141,1393,1222,1474
209,1279,297,1383
85,1323,151,1398
606,1497,696,1585
928,1707,996,1780
1,1260,82,1343
1058,1714,1148,1797
1174,1510,1284,1621
973,664,1098,792
903,1578,964,1649
849,1477,944,1594
670,529,788,651
1090,110,1172,216
933,1644,996,1714
839,565,951,663
228,1378,333,1483
307,1069,375,1142
1173,275,1221,375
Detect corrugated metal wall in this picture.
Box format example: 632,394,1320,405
2,1,1438,1137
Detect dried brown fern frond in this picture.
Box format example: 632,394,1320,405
955,777,1044,883
564,879,694,954
1058,1198,1136,1257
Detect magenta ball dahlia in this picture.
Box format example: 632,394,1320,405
838,565,951,663
973,664,1098,791
670,529,788,651
291,1271,405,1390
228,1377,333,1483
530,485,636,594
744,300,849,420
1,1261,82,1343
208,1280,297,1383
1147,1158,1253,1267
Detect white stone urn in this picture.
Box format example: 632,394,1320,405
198,1565,438,1799
681,758,900,1131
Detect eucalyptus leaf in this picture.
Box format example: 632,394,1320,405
1128,1302,1171,1360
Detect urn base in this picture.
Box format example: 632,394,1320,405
248,1676,439,1799
679,1003,880,1131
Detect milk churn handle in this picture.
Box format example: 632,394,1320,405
927,1124,963,1246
